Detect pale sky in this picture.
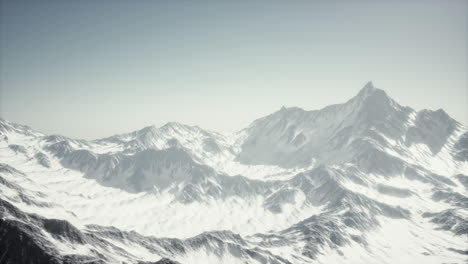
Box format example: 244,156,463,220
1,0,467,139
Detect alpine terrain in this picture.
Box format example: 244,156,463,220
0,82,467,264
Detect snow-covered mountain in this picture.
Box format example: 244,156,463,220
1,82,467,263
238,82,462,170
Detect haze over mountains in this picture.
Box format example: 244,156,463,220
0,82,467,263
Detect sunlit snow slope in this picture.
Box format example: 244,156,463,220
1,82,467,264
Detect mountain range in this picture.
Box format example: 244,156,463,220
0,82,467,263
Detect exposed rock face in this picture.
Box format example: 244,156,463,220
139,259,182,264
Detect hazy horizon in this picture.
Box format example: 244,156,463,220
1,0,467,139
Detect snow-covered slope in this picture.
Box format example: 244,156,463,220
0,82,467,264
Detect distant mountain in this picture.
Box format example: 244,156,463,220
238,82,461,169
0,82,467,263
